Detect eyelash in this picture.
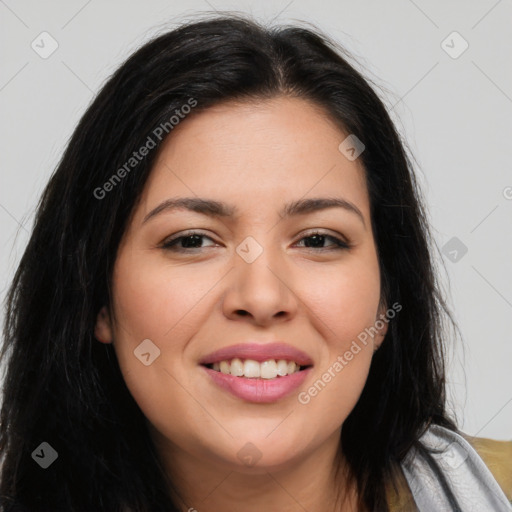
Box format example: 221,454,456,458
160,230,351,253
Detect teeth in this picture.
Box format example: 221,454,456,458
220,361,230,374
244,360,260,378
260,360,277,379
277,359,288,376
208,358,303,378
230,358,244,377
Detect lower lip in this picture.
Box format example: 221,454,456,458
202,366,312,403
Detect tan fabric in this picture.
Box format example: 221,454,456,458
385,432,512,511
385,464,419,512
461,433,512,503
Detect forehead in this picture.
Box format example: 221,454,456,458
136,96,370,221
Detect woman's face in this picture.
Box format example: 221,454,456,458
96,96,387,474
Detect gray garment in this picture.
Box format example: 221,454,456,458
401,424,512,511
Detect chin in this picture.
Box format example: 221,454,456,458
196,433,301,471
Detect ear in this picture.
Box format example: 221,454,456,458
94,306,114,344
374,303,389,350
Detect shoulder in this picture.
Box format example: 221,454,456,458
461,431,512,502
385,425,512,511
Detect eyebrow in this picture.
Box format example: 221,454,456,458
142,196,366,227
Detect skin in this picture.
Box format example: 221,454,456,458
95,96,388,512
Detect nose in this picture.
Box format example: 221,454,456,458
222,247,298,326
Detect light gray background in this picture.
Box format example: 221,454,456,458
1,0,511,440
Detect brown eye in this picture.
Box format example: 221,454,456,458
295,231,350,250
161,232,217,251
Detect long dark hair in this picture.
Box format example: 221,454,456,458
0,14,460,511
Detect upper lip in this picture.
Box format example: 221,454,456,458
199,342,314,366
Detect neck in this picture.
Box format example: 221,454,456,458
150,427,360,512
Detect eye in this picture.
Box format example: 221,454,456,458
161,231,217,252
160,229,351,253
294,230,350,251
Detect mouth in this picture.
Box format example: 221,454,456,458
202,358,312,379
199,342,314,403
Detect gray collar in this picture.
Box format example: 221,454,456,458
401,424,512,511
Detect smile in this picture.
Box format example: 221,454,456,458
205,358,309,379
199,342,314,402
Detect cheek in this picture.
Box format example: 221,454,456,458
108,251,225,429
108,256,203,445
300,254,382,347
294,255,380,425
110,249,219,343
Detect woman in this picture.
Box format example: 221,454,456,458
0,14,510,512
